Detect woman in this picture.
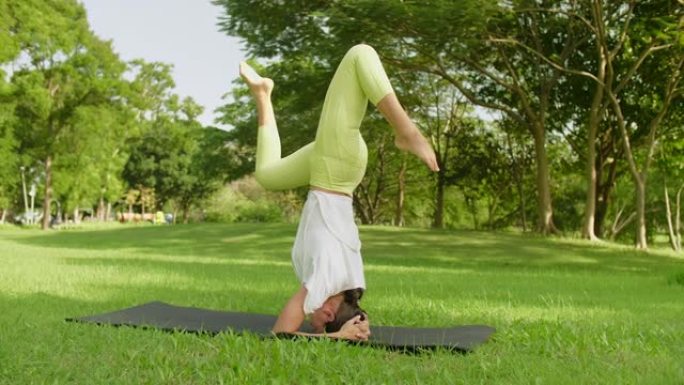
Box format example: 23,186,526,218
239,44,438,341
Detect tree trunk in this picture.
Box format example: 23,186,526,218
582,133,598,239
182,203,190,224
21,168,29,218
531,126,557,234
74,207,81,224
41,155,53,230
106,202,112,222
609,207,636,240
432,170,446,229
518,184,527,232
394,157,406,227
664,183,679,251
97,196,105,221
0,208,5,224
676,185,683,252
594,151,619,237
507,132,527,232
582,56,606,240
634,177,647,249
608,90,649,250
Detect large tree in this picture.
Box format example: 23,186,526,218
0,111,18,223
598,1,682,249
8,0,127,228
215,0,590,234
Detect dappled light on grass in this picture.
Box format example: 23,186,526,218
1,223,683,384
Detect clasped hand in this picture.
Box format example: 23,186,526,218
333,315,371,341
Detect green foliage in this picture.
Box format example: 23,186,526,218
123,122,198,208
0,0,243,226
5,0,131,227
0,101,18,210
122,61,230,222
1,0,681,246
213,0,683,245
204,187,283,224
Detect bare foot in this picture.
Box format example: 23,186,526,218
239,61,274,96
395,133,440,172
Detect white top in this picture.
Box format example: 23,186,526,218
291,190,366,314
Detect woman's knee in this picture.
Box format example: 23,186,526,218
346,43,378,59
254,168,277,190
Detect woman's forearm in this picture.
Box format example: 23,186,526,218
277,330,341,339
272,287,307,333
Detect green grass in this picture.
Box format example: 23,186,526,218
1,223,683,384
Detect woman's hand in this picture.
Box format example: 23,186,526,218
332,315,371,341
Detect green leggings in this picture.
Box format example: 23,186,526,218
254,44,393,196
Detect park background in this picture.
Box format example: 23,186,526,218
1,1,683,384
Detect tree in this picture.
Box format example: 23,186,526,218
496,1,682,247
600,2,683,249
659,112,684,252
124,188,140,220
122,92,230,222
215,0,584,234
0,0,20,222
8,0,127,229
0,119,18,223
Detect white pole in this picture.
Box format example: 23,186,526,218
20,166,29,220
29,183,36,225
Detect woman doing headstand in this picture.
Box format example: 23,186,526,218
239,44,438,341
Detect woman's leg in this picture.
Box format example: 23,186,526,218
240,62,313,190
339,45,438,171
308,45,398,193
377,93,440,172
315,44,394,142
311,44,437,194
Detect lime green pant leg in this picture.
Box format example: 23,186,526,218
309,44,394,194
255,44,393,193
254,122,313,190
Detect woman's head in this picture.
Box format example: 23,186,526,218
324,288,366,333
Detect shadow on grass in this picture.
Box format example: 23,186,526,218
7,223,684,275
8,223,294,260
0,266,293,323
361,227,684,274
57,254,295,308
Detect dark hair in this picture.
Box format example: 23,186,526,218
325,288,366,333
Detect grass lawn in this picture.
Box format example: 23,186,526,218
1,223,683,384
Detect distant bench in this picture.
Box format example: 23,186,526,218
117,212,155,223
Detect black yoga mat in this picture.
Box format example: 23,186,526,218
67,301,495,353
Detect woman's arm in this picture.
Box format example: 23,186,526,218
272,287,371,341
272,286,308,334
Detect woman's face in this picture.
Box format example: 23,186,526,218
309,295,343,332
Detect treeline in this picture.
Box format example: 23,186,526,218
0,0,237,228
213,0,684,250
1,1,682,251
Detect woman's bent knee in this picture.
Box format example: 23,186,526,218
254,169,277,190
347,43,377,58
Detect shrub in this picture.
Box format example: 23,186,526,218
235,201,283,223
203,177,301,224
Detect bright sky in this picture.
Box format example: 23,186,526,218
79,0,245,130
